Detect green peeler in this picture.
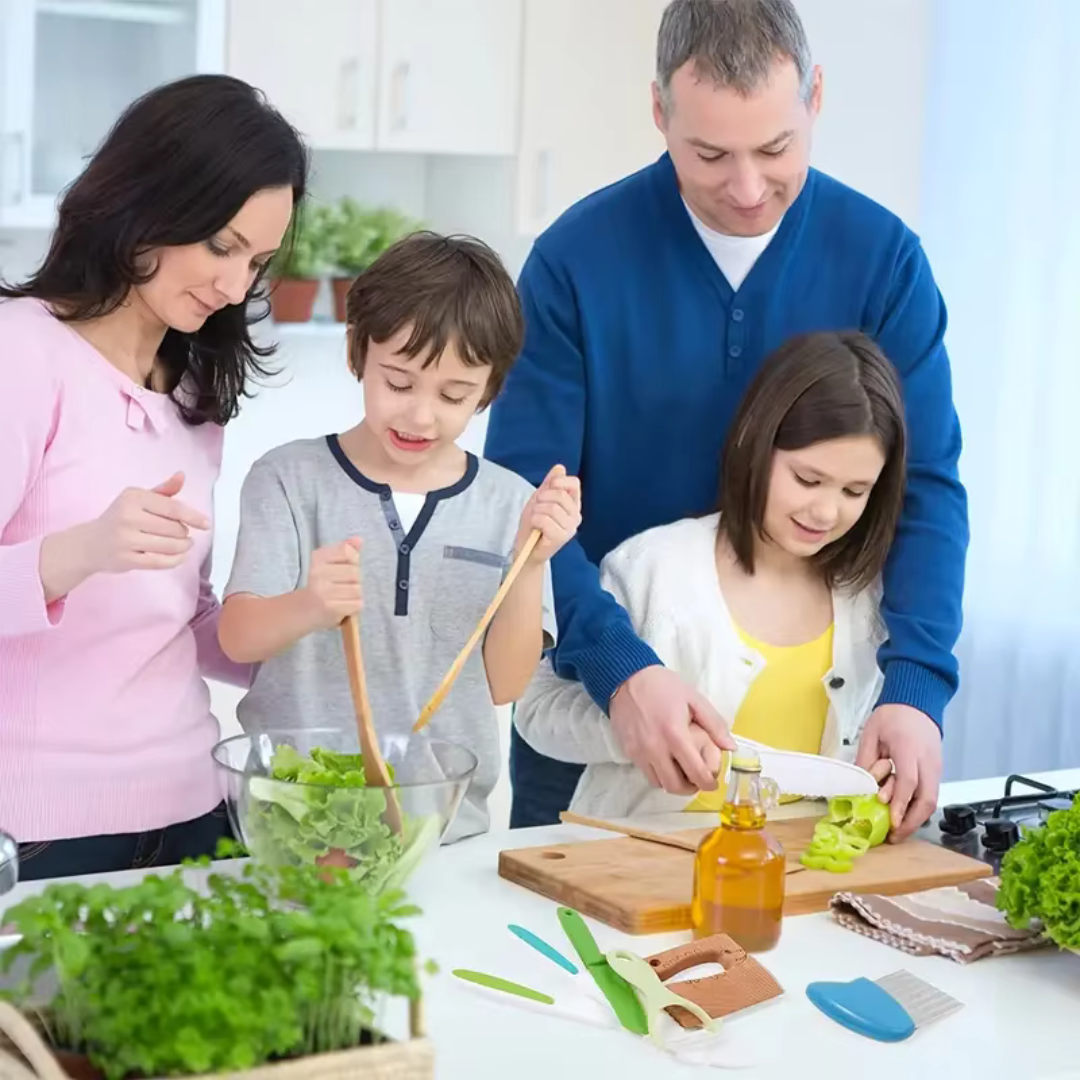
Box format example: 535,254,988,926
605,948,722,1047
556,907,649,1036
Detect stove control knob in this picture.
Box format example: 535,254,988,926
939,804,977,836
982,818,1020,852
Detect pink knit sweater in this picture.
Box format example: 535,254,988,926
0,298,250,843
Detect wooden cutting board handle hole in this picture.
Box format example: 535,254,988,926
541,851,566,860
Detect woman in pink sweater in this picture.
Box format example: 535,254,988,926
0,75,308,881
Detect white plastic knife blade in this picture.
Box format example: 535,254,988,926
733,737,880,798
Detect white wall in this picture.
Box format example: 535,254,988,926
796,0,932,230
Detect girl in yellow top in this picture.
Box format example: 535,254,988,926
514,330,907,820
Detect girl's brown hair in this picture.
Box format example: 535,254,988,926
719,330,907,590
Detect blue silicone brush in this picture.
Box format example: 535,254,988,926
806,970,963,1042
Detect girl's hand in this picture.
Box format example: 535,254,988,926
302,537,362,630
688,721,726,783
516,464,582,565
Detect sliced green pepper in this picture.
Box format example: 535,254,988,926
799,814,875,872
809,822,844,852
827,793,891,847
800,850,855,872
838,828,871,856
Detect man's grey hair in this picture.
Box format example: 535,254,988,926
656,0,813,114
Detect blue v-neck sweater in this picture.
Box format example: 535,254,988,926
485,154,968,818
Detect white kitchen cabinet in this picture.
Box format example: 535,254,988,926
515,0,667,235
227,0,377,152
0,0,225,229
375,0,523,156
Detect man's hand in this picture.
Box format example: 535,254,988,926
608,666,736,794
855,703,943,843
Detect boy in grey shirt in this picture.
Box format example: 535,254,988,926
218,232,582,842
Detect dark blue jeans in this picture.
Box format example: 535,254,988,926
508,724,587,828
15,802,233,882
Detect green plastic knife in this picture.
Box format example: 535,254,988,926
452,969,555,1005
556,907,648,1036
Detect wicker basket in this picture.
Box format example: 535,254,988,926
0,1002,433,1080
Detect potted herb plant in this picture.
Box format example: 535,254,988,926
0,843,434,1080
267,202,334,324
329,199,423,322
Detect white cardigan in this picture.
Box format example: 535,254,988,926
514,514,887,819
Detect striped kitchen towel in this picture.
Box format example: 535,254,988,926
828,877,1049,963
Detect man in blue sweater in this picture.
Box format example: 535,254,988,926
485,0,968,841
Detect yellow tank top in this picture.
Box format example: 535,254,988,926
685,622,833,812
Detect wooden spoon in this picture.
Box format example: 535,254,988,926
341,613,403,833
413,528,542,732
559,811,806,874
560,811,699,851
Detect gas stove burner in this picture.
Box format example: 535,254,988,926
928,773,1079,868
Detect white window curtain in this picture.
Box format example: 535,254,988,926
920,0,1080,780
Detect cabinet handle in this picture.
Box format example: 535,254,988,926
390,61,410,133
532,149,552,224
338,58,360,130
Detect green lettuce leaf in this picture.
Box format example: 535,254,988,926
240,745,438,893
997,792,1080,951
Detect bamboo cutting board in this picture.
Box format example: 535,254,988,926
498,817,992,934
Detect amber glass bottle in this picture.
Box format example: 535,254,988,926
690,748,785,952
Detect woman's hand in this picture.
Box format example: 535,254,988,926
39,472,208,602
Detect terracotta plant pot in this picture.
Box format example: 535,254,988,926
331,277,353,323
268,278,319,324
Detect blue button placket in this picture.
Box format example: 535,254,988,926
727,300,746,369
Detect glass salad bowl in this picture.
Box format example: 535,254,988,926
212,727,477,894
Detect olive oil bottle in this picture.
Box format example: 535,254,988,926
690,748,785,952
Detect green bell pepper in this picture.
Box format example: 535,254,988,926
827,793,892,847
799,797,885,872
800,850,856,872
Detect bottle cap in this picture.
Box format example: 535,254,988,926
730,746,762,773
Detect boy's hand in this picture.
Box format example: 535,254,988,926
302,537,362,630
516,464,582,565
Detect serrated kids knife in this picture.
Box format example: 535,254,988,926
557,907,648,1036
728,738,879,798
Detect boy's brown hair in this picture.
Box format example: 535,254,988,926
719,330,908,591
345,230,524,408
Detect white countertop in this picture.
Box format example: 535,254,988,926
3,768,1079,1079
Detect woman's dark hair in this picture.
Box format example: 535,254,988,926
719,330,907,590
0,74,309,426
346,230,524,409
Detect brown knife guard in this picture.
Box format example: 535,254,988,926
644,933,784,1029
